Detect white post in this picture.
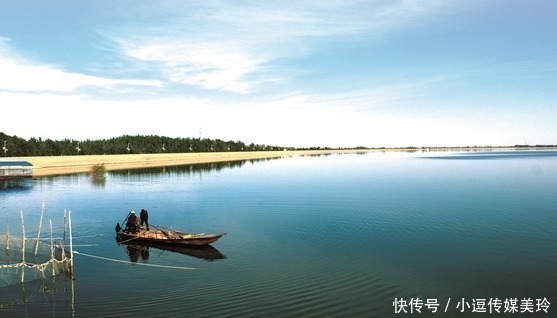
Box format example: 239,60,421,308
34,201,45,256
50,219,55,277
50,220,56,277
20,210,25,283
49,219,53,259
68,210,74,277
5,213,9,252
62,209,67,259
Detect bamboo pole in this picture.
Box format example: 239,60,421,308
5,212,9,252
20,210,25,283
34,201,45,256
62,209,67,260
68,210,74,277
50,219,55,277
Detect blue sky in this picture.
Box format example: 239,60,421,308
1,0,556,147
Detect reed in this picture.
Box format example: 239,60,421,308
90,163,106,175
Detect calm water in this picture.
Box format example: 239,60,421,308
1,151,556,317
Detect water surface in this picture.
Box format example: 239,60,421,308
1,151,556,317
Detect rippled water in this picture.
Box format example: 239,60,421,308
1,151,556,317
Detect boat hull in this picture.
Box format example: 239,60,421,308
116,230,225,246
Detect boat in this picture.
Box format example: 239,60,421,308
116,238,227,261
115,225,226,246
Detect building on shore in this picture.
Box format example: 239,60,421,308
0,160,33,180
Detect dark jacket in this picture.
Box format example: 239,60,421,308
128,214,139,224
140,209,149,220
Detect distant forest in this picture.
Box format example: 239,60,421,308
4,132,549,157
0,132,305,157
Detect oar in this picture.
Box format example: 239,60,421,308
151,224,172,238
117,235,142,244
117,211,132,233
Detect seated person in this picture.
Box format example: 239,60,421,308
126,211,140,233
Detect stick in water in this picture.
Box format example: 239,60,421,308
35,201,45,256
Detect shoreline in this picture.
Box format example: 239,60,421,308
5,146,556,177
9,150,369,177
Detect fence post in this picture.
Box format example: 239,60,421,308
35,201,45,256
20,210,26,283
68,210,74,277
5,213,9,252
50,219,55,277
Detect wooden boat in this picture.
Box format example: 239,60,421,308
116,238,227,261
116,227,226,246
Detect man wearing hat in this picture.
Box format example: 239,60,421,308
126,211,140,233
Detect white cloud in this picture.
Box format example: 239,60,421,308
2,83,555,148
114,0,456,94
7,2,549,148
0,87,402,146
0,40,161,93
123,40,270,94
0,92,211,140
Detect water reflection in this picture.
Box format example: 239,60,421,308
0,276,75,316
117,238,226,262
16,159,282,190
422,150,557,160
124,244,150,263
90,174,106,187
109,160,254,178
0,179,33,192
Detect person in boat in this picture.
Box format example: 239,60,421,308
126,211,140,233
140,209,150,230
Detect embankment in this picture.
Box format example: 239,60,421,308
12,150,369,177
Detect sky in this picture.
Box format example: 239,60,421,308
0,0,556,148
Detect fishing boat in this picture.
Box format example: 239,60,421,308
116,238,227,261
115,225,226,246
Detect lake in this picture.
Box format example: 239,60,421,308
1,150,556,317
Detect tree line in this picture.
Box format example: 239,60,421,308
0,132,291,157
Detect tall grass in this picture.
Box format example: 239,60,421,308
91,163,107,175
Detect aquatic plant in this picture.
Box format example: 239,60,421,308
90,163,106,175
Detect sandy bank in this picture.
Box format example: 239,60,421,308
11,150,370,177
